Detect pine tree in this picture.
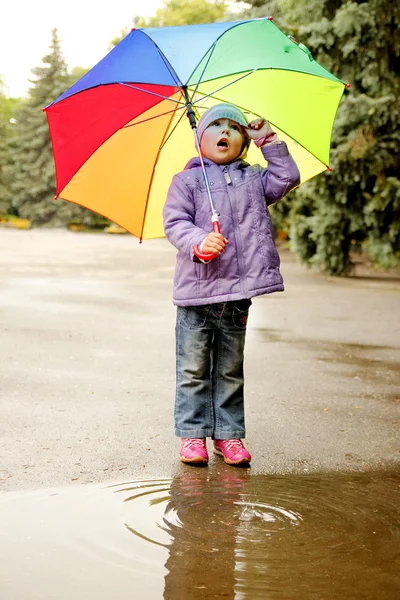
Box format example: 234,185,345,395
7,29,87,226
0,83,17,214
288,0,400,273
238,0,400,274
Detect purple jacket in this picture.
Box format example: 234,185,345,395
163,142,300,306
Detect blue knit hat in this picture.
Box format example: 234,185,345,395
197,103,249,140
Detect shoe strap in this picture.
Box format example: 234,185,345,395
182,438,205,449
219,439,244,451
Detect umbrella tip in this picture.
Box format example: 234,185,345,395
326,165,333,172
131,27,136,32
140,236,143,244
267,16,274,20
345,82,351,88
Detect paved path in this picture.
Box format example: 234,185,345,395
0,229,399,491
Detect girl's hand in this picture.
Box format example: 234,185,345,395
202,232,228,255
245,118,275,140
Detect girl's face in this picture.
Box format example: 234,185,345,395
200,118,246,164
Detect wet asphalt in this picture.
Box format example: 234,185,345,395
0,229,399,491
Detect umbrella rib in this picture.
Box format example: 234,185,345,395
158,104,188,153
190,66,345,87
139,98,184,241
122,105,185,129
118,82,186,105
188,42,218,103
157,48,184,88
190,69,258,110
140,29,184,88
185,18,264,84
123,93,192,151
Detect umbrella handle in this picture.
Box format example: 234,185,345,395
193,221,221,261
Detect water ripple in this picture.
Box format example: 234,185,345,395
0,470,399,599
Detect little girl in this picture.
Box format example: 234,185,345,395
163,103,300,466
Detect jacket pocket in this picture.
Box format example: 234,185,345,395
195,261,208,281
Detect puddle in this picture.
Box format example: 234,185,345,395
0,469,399,599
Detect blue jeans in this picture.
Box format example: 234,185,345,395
175,299,251,440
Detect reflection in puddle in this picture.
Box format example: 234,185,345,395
0,469,399,599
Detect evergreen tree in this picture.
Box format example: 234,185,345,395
239,0,400,274
0,82,15,214
289,0,400,273
7,29,88,226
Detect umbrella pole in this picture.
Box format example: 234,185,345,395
184,89,220,261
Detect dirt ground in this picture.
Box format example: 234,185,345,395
0,228,399,491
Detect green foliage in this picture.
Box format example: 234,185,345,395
134,0,227,28
290,0,400,274
110,0,229,47
0,83,19,213
240,0,400,274
68,66,90,87
110,0,228,47
5,29,69,225
5,30,102,228
233,0,300,31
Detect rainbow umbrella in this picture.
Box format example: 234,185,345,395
44,17,346,241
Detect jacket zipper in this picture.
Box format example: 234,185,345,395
223,166,232,185
223,165,247,296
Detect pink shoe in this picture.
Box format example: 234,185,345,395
180,438,208,465
214,439,251,465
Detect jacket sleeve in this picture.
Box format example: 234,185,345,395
258,141,301,206
163,174,209,261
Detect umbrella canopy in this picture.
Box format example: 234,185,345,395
45,18,346,239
